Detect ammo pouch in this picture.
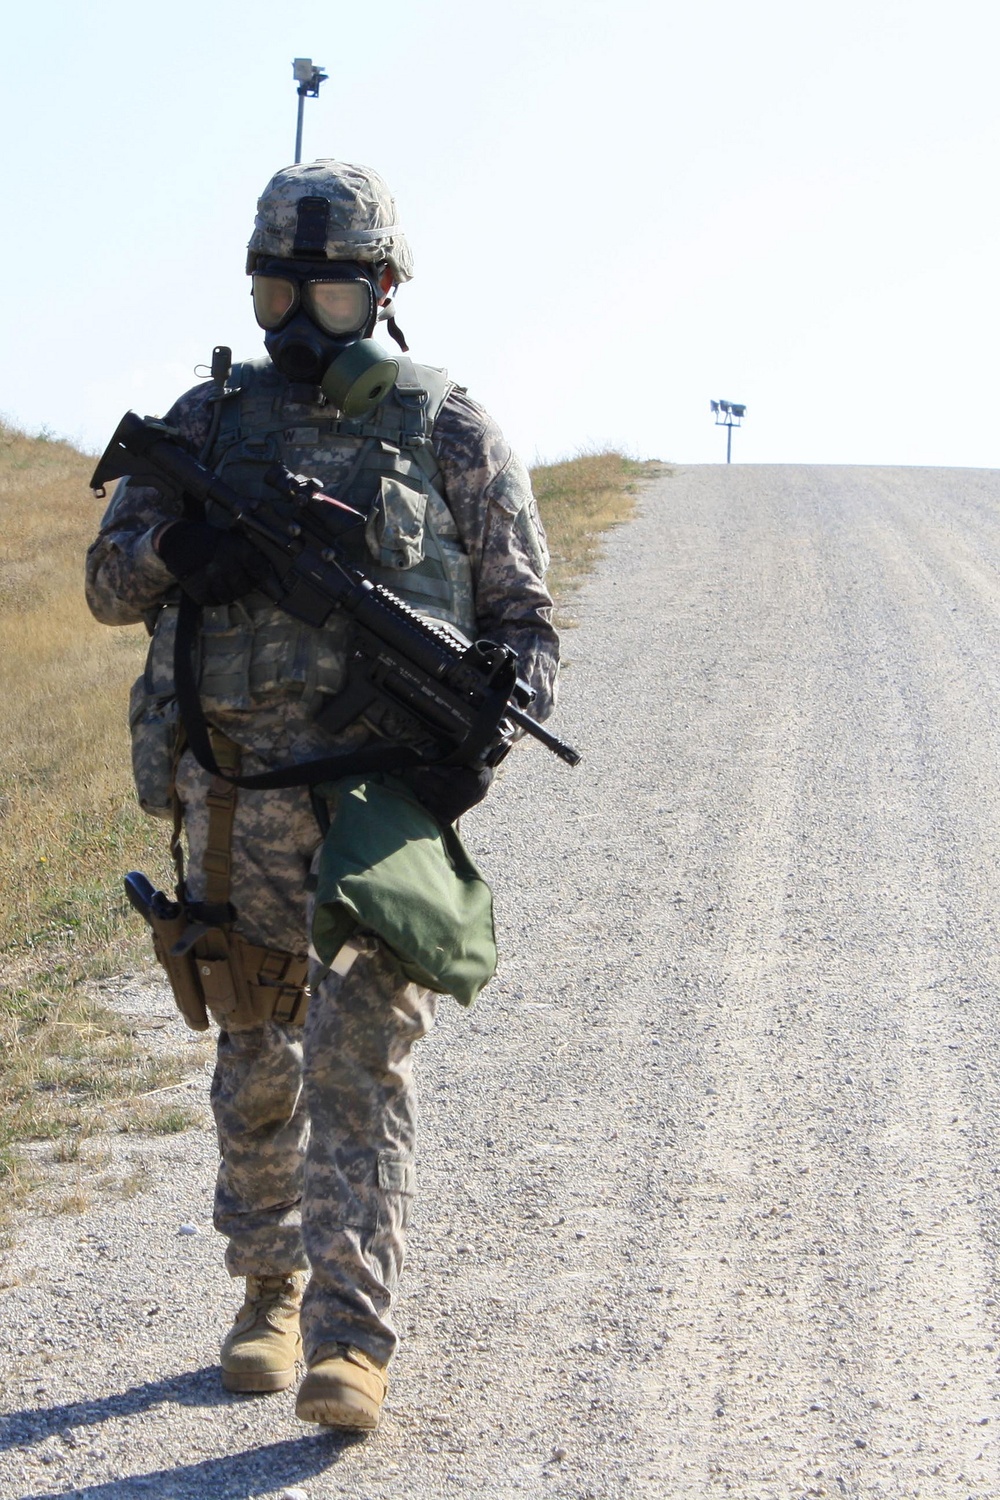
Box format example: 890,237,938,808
189,929,309,1030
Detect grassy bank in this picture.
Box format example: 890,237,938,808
0,426,188,1214
532,449,650,607
0,421,655,1220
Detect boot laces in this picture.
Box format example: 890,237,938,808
244,1273,302,1321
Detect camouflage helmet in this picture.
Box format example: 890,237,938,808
247,160,413,284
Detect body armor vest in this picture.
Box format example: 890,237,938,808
144,357,476,726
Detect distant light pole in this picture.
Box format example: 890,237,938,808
292,58,328,164
710,399,747,463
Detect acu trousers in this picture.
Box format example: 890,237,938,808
176,748,438,1367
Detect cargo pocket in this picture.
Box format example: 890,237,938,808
198,621,253,709
248,614,309,698
377,1151,416,1195
377,1149,416,1237
307,612,353,703
146,603,179,697
128,675,179,820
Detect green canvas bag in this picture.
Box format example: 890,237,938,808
311,774,497,1007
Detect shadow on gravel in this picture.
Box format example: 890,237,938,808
2,1366,364,1499
21,1434,358,1499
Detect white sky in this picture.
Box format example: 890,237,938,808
2,0,998,467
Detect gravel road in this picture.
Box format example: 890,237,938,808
5,462,1000,1499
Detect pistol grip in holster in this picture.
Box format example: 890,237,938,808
146,905,211,1032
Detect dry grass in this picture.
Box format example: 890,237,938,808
55,1186,92,1215
0,423,658,1225
531,450,660,616
0,425,171,964
0,422,179,1221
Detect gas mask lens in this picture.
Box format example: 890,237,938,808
252,273,374,336
252,276,297,330
307,280,373,335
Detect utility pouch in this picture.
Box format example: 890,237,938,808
128,675,180,820
190,929,241,1020
312,774,497,1006
365,471,428,571
146,904,210,1032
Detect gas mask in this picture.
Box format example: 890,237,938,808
251,257,399,416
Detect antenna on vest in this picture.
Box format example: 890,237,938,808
291,58,328,164
211,346,232,388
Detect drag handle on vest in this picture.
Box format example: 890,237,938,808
91,413,581,774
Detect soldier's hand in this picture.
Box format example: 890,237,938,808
405,764,494,826
154,521,272,606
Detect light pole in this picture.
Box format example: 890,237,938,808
292,58,328,164
710,399,746,463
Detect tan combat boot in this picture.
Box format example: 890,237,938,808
295,1345,388,1430
220,1272,306,1393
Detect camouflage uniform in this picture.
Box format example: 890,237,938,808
86,371,558,1367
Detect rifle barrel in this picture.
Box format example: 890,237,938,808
507,707,581,766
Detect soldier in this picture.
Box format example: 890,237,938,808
85,161,559,1431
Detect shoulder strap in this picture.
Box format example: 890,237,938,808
390,359,455,490
210,362,246,454
210,358,290,455
202,734,241,909
395,359,455,427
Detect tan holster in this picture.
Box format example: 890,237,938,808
159,730,310,1032
147,902,212,1032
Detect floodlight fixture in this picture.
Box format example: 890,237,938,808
292,57,329,163
710,397,747,463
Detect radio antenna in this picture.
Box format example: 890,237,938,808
292,58,328,164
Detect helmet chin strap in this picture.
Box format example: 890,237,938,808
377,300,409,353
386,316,409,353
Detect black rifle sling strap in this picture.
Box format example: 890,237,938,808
173,591,425,790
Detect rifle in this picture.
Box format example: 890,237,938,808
91,412,580,784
